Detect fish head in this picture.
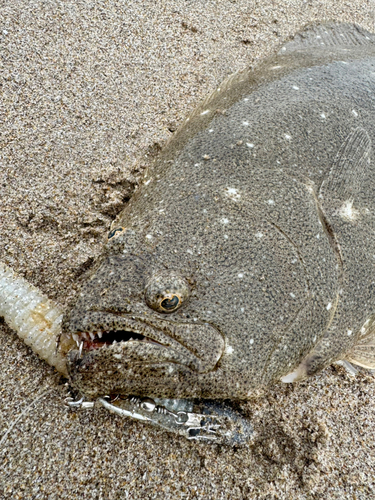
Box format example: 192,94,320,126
62,225,227,398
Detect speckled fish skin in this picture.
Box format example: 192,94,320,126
63,22,375,399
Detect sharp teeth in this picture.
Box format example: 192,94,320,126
82,332,89,340
89,332,95,340
72,333,79,342
75,339,80,348
129,337,134,341
98,331,103,339
79,341,83,357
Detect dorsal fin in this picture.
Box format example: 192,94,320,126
319,128,371,201
279,22,375,55
164,67,248,148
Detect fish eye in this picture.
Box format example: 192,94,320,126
160,294,180,312
145,271,189,314
108,227,126,240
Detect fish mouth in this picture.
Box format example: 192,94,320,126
67,311,225,373
74,329,164,351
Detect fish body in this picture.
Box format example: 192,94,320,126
63,23,375,400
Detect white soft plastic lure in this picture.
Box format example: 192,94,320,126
0,262,67,375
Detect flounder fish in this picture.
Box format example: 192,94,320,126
2,22,375,444
63,21,375,397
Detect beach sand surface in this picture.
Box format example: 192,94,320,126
0,1,374,498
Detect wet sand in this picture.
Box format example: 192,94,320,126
0,1,374,498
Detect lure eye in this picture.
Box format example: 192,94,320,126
145,271,189,314
108,227,126,240
160,294,180,312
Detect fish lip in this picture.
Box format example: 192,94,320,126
67,311,225,373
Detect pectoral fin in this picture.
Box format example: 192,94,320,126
319,127,371,201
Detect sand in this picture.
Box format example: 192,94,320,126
0,1,374,498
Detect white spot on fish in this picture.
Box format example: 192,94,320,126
347,329,352,336
224,234,229,239
246,143,254,148
241,307,245,313
187,249,193,254
339,200,360,221
320,113,326,119
352,109,358,117
146,234,152,239
284,134,291,140
225,187,241,201
255,232,263,238
226,345,234,354
290,292,296,298
238,273,244,278
268,199,275,205
113,353,122,360
200,109,210,115
144,179,151,185
326,302,332,311
249,339,254,345
221,218,229,224
271,65,283,70
242,121,249,126
292,85,299,90
208,129,214,133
